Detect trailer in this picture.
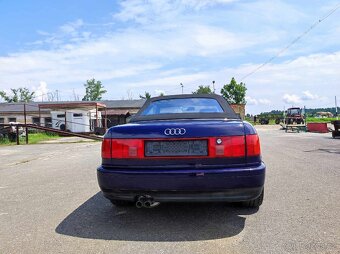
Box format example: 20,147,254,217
39,102,106,134
51,109,102,133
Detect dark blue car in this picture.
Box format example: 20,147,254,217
97,94,265,208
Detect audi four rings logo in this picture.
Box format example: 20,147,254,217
164,128,186,135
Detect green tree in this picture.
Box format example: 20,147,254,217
82,79,106,101
139,92,152,100
0,87,35,102
220,77,247,104
192,85,213,94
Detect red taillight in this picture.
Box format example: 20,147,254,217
210,136,245,157
111,139,144,158
101,139,111,159
102,139,144,159
101,136,259,159
246,134,261,156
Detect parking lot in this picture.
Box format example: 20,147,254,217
0,126,339,254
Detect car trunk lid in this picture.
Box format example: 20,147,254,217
107,119,245,138
102,120,261,167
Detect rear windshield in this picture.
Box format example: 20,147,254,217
288,108,300,114
140,98,224,116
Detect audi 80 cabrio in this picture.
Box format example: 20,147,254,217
97,94,265,208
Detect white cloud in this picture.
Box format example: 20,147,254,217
32,19,87,47
282,94,301,104
0,22,254,92
245,96,271,106
32,81,49,101
192,25,254,56
301,90,319,100
258,99,271,105
59,19,84,35
245,96,258,105
114,0,237,23
1,46,337,110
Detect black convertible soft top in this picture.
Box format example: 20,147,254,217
130,94,240,122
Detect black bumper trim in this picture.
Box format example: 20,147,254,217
101,187,263,202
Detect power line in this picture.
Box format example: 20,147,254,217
240,2,340,81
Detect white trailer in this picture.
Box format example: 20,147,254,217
51,109,102,133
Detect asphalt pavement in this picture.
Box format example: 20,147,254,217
0,126,339,254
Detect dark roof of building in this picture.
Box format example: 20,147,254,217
106,109,131,115
0,99,145,113
39,102,106,109
100,100,145,108
0,103,43,113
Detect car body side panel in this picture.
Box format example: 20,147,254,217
243,121,257,135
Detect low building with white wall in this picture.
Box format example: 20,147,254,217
0,100,145,132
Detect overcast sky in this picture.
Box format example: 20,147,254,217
0,0,339,113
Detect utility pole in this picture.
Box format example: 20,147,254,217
212,81,216,94
56,90,59,101
180,83,184,94
304,106,306,127
24,103,28,144
336,96,338,120
283,106,286,126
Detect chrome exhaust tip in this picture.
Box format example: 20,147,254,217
135,195,160,208
144,200,152,208
135,200,143,208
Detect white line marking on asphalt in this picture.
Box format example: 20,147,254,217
0,186,7,189
0,213,8,216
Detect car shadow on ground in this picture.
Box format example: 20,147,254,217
56,192,258,241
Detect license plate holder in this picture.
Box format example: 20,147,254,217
145,140,208,157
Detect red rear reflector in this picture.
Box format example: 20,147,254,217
246,134,261,156
101,139,111,159
215,145,225,156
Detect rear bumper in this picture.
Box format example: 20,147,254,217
97,162,265,202
101,188,264,202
